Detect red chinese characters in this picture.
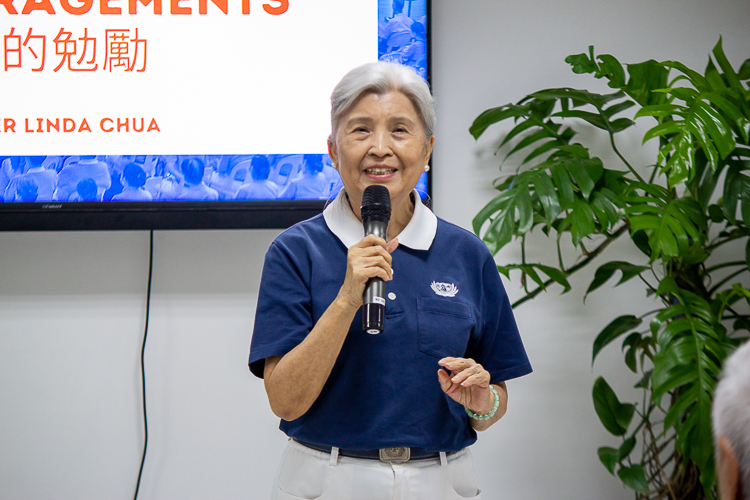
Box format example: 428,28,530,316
103,28,145,72
3,27,146,72
53,28,97,71
4,27,44,71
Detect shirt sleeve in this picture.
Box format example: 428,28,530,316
248,238,314,378
467,254,532,384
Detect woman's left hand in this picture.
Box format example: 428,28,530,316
437,357,493,415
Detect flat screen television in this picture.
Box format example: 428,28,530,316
0,0,431,230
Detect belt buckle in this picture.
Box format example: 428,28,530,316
379,447,410,463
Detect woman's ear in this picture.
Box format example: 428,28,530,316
423,135,435,165
327,139,338,170
716,436,740,500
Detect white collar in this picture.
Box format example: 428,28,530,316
323,188,437,250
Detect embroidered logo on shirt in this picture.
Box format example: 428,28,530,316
431,281,458,297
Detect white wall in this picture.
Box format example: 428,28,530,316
1,1,749,499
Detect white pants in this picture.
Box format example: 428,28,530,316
271,439,482,500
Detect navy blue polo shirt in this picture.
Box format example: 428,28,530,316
249,190,532,452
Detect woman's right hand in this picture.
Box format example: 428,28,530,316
265,234,398,421
337,234,399,308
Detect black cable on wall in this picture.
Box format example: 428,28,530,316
133,230,154,500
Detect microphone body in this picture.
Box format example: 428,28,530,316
360,185,391,335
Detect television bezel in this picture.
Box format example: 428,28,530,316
0,0,432,231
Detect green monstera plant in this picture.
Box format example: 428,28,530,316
470,39,750,498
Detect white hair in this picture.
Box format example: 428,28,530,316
329,62,435,142
712,340,750,500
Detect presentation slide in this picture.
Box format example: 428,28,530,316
0,0,428,203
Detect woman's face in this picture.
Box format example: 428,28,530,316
328,91,434,219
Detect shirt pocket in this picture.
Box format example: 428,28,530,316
417,297,475,359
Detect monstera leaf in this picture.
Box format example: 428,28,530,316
471,85,633,252
626,183,707,261
723,161,750,227
635,40,750,187
649,278,732,492
636,88,744,186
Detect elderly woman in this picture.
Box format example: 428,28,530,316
249,62,532,500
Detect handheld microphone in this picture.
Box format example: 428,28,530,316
360,185,391,335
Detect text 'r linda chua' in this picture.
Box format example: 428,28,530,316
1,117,161,133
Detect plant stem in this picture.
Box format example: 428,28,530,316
639,309,663,320
639,274,659,295
723,306,750,329
723,306,749,320
649,417,677,499
648,164,659,185
557,233,566,271
707,268,749,296
609,131,646,183
521,234,528,292
707,232,747,251
704,260,746,274
642,417,678,500
511,225,628,308
532,114,566,141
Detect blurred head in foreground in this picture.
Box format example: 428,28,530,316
712,340,750,500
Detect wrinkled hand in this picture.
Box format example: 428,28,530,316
337,235,399,308
438,357,492,415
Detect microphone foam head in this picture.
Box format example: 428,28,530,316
361,185,391,219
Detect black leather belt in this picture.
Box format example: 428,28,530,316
294,438,445,463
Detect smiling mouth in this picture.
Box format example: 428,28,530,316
365,167,397,175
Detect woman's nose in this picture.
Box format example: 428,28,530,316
369,130,393,156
